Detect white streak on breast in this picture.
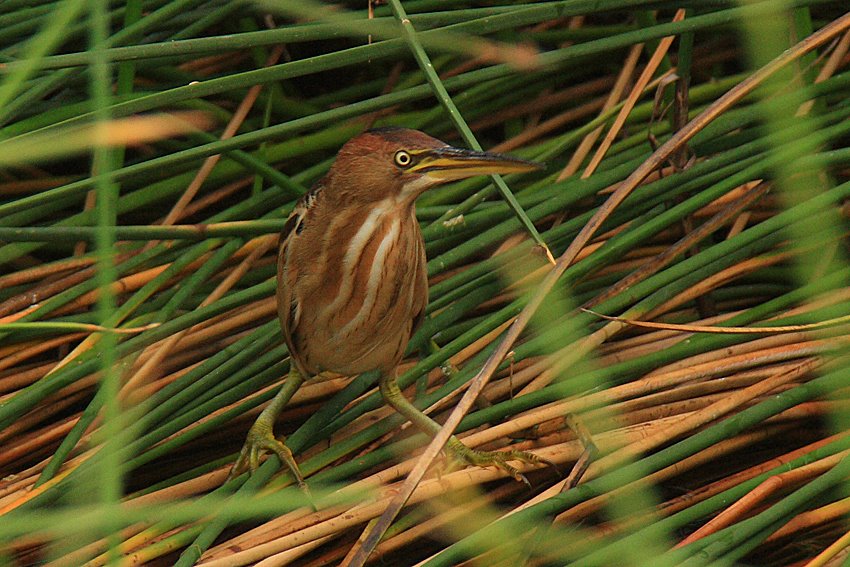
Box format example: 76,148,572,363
327,201,389,313
340,216,400,333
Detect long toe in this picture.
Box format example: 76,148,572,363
449,441,545,483
257,436,307,490
228,423,307,493
227,445,252,481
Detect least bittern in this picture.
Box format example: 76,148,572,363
229,128,543,487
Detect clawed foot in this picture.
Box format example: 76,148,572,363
228,420,308,494
447,439,555,485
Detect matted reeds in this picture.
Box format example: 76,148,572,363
1,1,850,565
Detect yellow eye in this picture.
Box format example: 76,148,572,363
394,150,412,167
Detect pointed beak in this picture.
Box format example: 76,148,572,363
408,146,544,181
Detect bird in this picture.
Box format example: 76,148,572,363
229,127,544,488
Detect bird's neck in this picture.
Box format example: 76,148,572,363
329,190,418,220
325,166,425,211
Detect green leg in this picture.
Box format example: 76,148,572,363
229,366,307,489
378,371,544,482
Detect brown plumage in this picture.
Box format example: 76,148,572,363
230,128,544,487
278,129,435,378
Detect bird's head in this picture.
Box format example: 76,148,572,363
325,127,543,204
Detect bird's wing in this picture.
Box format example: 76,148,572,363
280,183,322,244
276,183,323,375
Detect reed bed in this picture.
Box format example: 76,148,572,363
1,1,850,565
